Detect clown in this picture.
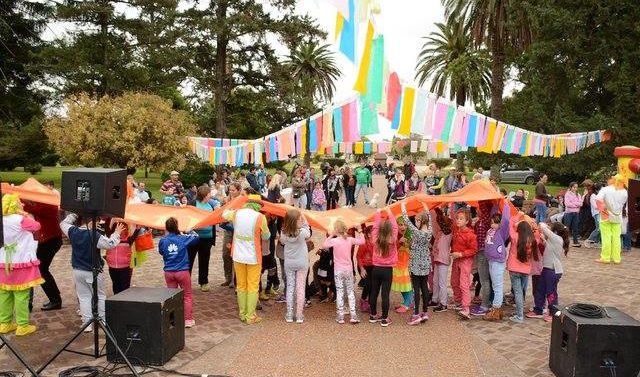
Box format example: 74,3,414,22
0,194,43,336
223,195,271,324
595,174,628,264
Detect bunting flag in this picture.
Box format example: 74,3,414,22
410,90,427,135
367,36,384,104
385,72,401,121
338,0,356,62
360,98,379,135
322,110,334,149
423,96,435,137
327,0,349,19
347,100,359,141
300,120,308,156
354,141,364,154
398,87,415,136
364,142,372,154
309,118,318,153
333,107,344,143
354,21,375,94
410,140,418,153
342,102,351,141
390,90,402,130
440,104,456,143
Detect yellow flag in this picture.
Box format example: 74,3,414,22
398,87,416,136
479,119,497,153
301,120,307,156
354,21,375,94
335,13,344,41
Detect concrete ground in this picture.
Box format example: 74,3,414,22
1,175,638,376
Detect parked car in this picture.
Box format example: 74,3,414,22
499,165,540,185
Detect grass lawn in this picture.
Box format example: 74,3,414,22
1,166,165,198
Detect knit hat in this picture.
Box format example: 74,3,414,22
243,194,263,212
613,174,628,187
2,193,21,216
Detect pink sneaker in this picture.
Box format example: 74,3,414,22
458,310,470,320
407,314,422,325
420,312,430,322
395,305,409,313
185,319,195,328
543,314,553,323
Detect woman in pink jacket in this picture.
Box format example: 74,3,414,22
563,182,583,247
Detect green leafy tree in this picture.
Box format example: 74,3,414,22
415,17,491,106
443,0,533,118
44,93,195,171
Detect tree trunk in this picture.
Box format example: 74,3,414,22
144,166,148,178
489,36,505,119
455,86,466,107
214,0,228,138
98,0,109,98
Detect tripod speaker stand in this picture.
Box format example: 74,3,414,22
0,178,39,376
37,168,139,376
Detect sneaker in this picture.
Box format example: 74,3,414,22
395,305,409,314
369,315,381,323
407,314,422,326
525,310,544,319
246,314,263,324
220,281,231,287
259,292,270,301
572,243,581,248
256,302,262,310
458,310,471,320
319,296,330,303
470,306,489,316
450,303,463,311
583,240,593,249
350,317,360,324
304,299,312,308
380,318,392,327
595,258,611,264
433,304,448,313
336,316,345,324
275,295,286,303
420,312,430,322
185,319,195,328
509,315,524,324
200,284,210,292
0,323,17,334
285,315,294,323
543,314,553,322
427,301,438,307
15,324,36,336
296,316,304,324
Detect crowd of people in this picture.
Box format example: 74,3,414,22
0,159,633,337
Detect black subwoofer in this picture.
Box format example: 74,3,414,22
61,168,127,217
549,306,640,377
106,287,185,366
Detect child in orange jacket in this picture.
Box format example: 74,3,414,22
449,206,478,319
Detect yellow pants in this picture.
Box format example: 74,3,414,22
600,221,622,263
234,262,261,293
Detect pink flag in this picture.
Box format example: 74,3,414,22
432,102,449,140
424,96,435,137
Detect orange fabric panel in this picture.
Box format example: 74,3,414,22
1,178,61,206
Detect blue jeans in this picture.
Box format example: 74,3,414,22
622,232,632,251
563,212,580,244
509,272,529,320
535,203,548,223
354,183,369,204
488,261,505,308
588,213,601,243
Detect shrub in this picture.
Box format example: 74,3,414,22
25,164,42,175
429,158,453,169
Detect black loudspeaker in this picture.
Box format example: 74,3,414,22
106,287,185,366
61,168,127,217
549,307,640,377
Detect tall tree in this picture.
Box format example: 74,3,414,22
415,17,490,106
286,42,340,104
182,0,326,138
442,0,533,117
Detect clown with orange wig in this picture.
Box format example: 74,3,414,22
0,194,43,336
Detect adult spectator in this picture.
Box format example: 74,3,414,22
444,168,457,193
134,182,151,203
563,182,583,247
579,179,595,238
247,166,261,192
257,165,267,193
388,169,406,204
189,185,216,292
22,200,63,311
223,195,271,324
354,161,372,205
160,171,184,199
291,168,307,208
584,183,603,248
423,166,438,194
510,188,526,210
267,173,283,203
534,174,550,223
220,183,242,287
365,160,374,187
595,175,628,264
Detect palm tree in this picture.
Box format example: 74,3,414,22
415,17,491,106
286,42,341,104
442,0,533,118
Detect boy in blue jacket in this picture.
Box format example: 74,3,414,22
158,217,199,328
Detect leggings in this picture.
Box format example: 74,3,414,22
360,266,373,300
189,237,214,285
411,274,429,315
369,266,393,319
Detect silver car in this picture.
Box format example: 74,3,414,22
499,165,540,185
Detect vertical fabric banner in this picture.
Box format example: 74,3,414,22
360,98,379,135
385,72,401,120
333,107,343,143
440,104,456,143
391,91,403,130
398,86,416,136
348,100,359,141
423,96,436,137
364,142,372,154
316,115,324,155
300,120,307,156
354,21,375,94
478,119,497,153
341,102,351,141
410,90,427,135
368,36,384,104
432,101,449,140
295,125,302,155
466,114,477,147
309,118,318,153
451,107,465,145
338,0,356,62
323,111,334,148
410,140,418,153
269,137,277,161
354,142,364,154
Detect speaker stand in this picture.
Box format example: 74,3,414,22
0,334,39,376
37,215,140,376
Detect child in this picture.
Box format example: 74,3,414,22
158,217,199,328
369,208,398,327
106,221,140,294
322,220,364,324
449,206,478,320
313,247,335,303
431,208,453,312
483,202,511,321
507,212,540,323
162,187,177,206
279,209,311,323
0,194,43,336
391,216,413,314
311,182,327,211
356,225,374,312
527,222,568,322
401,202,433,325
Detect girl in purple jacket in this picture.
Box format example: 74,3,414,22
483,201,511,321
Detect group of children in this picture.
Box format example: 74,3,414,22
261,198,570,327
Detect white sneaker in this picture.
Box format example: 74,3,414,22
185,319,195,328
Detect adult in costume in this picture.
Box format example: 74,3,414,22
595,174,628,264
0,194,43,336
223,195,271,324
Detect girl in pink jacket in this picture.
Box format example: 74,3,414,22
430,208,453,313
562,182,583,247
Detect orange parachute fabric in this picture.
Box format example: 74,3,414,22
1,178,61,206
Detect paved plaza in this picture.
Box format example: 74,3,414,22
1,177,638,376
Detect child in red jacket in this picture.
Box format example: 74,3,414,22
449,206,478,319
356,225,374,312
